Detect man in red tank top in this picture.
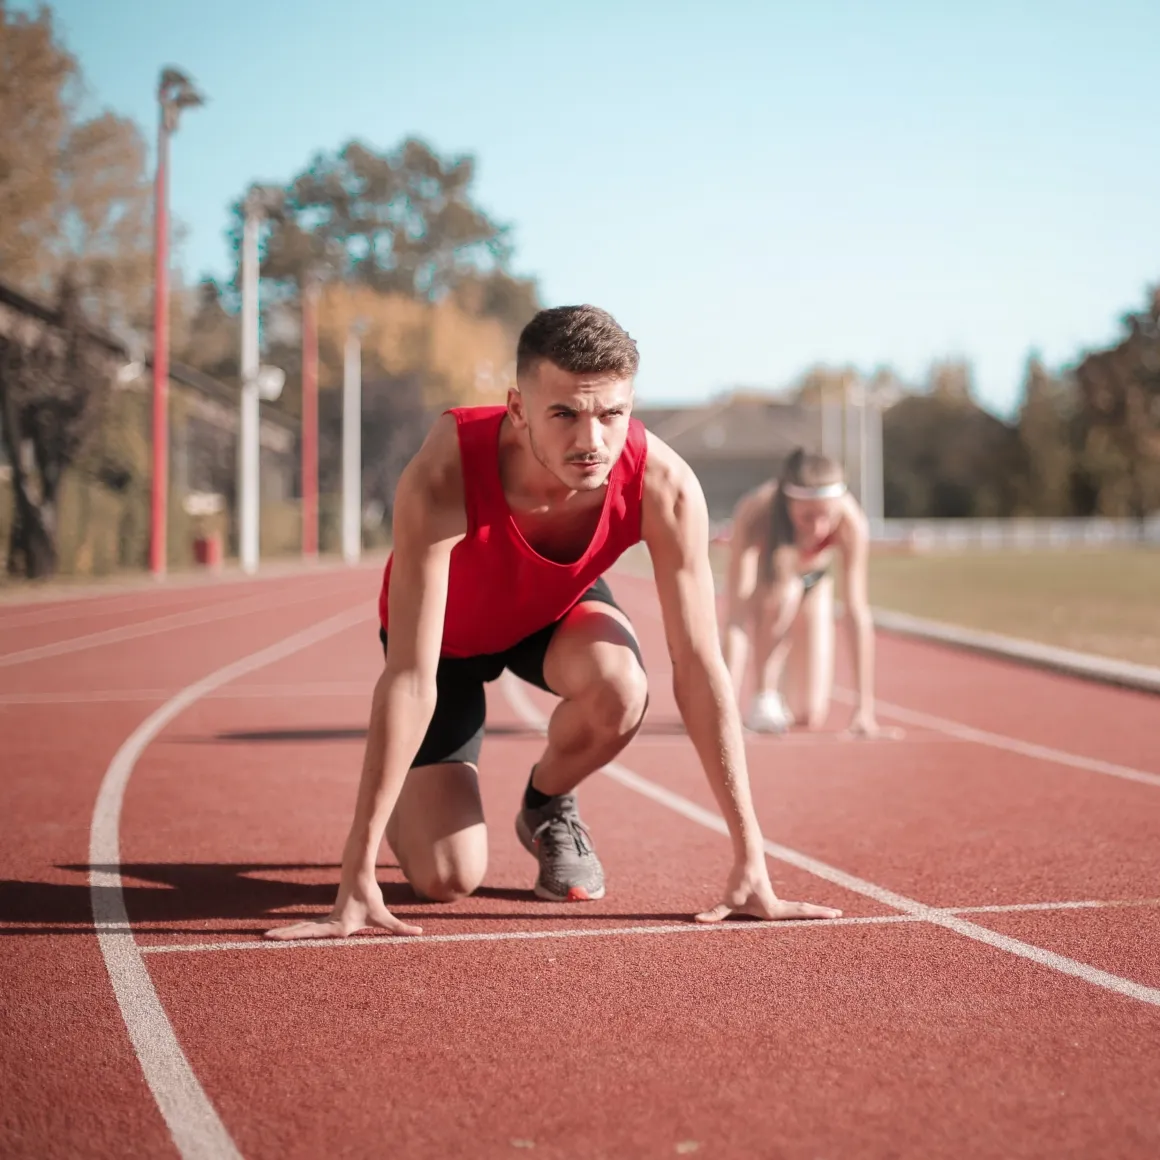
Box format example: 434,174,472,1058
267,306,840,942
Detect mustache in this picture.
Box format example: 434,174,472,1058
565,454,609,465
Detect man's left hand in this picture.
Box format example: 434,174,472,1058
695,857,842,924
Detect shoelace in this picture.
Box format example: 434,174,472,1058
532,806,595,857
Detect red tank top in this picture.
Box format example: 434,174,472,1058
378,406,649,657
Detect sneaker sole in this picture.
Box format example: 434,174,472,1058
533,882,606,902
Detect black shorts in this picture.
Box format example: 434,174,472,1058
378,576,642,769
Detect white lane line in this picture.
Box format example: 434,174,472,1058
91,603,369,1160
502,674,1160,1009
140,913,924,955
0,682,373,706
948,898,1160,915
132,897,1160,956
827,687,1160,790
0,580,336,669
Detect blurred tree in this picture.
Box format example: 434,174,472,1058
0,3,156,337
315,283,513,405
311,283,512,526
175,278,241,385
1014,352,1074,516
0,278,117,576
926,356,975,403
225,136,539,333
883,359,1021,518
789,364,857,408
179,136,541,466
1072,286,1160,518
0,2,73,287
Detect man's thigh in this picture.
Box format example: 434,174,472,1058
504,579,645,700
378,630,493,891
379,627,494,768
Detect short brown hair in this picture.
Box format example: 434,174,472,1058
516,305,639,381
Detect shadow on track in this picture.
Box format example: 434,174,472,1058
0,862,696,934
178,718,690,745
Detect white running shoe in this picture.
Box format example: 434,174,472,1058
745,690,791,734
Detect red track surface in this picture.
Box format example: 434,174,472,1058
2,565,1159,1159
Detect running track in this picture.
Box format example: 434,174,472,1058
2,562,1158,1159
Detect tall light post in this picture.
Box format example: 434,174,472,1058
821,379,842,462
342,321,366,566
238,186,286,575
846,372,898,538
150,67,204,580
300,272,320,560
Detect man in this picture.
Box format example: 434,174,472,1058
267,305,840,941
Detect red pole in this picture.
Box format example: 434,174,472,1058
150,115,170,579
301,277,319,559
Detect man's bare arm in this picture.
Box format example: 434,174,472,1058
266,416,465,940
641,437,840,922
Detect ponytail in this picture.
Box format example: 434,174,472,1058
769,448,804,552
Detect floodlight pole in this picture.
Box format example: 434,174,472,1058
150,68,203,579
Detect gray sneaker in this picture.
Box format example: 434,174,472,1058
515,792,606,901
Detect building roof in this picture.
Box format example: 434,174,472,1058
634,396,820,460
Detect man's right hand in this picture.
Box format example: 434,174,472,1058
264,871,423,941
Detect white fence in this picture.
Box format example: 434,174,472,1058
709,516,1160,550
873,516,1160,551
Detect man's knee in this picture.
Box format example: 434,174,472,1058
406,849,487,903
410,865,484,903
586,657,649,739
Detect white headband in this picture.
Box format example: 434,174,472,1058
781,481,847,501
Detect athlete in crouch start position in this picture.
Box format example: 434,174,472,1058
268,306,840,940
721,449,884,736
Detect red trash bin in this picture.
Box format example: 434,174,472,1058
193,533,222,570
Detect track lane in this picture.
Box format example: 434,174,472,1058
0,574,378,1160
5,562,1160,1158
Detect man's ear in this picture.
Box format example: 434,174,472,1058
507,386,528,429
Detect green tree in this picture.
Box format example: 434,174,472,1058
1073,286,1160,519
883,367,1021,519
177,136,543,512
0,2,73,286
0,3,158,577
0,3,154,332
0,279,118,576
1014,352,1074,515
228,137,539,331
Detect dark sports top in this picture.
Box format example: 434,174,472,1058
378,405,648,657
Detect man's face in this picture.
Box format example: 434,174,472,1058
509,360,634,492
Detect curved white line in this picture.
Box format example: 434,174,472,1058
3,579,336,669
90,604,369,1160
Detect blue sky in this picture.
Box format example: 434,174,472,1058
30,0,1160,415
